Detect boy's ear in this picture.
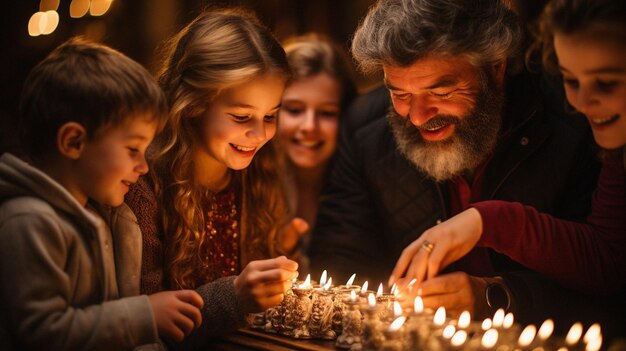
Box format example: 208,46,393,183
57,122,87,159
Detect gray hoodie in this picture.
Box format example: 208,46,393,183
0,153,161,350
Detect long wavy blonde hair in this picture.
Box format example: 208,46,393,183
151,7,292,289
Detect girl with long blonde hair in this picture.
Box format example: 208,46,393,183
126,7,307,343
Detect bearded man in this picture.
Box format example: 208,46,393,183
309,0,600,324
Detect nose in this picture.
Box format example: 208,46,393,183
408,95,438,126
246,119,267,143
572,86,598,114
136,155,149,175
299,109,317,133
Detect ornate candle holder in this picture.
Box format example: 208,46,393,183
309,287,336,340
379,316,407,351
287,285,313,339
336,292,363,350
361,294,386,350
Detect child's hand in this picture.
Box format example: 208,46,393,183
234,256,299,313
148,290,204,342
280,217,309,254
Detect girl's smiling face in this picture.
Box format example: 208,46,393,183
193,73,285,181
554,30,626,149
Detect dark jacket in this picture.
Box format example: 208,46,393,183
309,73,600,325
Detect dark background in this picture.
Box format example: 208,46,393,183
0,0,547,155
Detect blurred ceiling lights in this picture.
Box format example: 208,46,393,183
29,0,114,37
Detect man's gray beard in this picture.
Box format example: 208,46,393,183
387,78,505,182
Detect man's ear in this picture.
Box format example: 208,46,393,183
57,122,87,159
492,61,507,88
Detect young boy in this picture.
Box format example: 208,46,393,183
0,38,203,350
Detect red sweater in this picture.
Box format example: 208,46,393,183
473,149,626,294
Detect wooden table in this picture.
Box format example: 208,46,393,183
207,328,338,351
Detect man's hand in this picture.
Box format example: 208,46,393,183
389,208,483,287
148,290,204,342
234,256,299,313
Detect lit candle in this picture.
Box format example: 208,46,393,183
583,323,601,344
492,308,505,328
380,316,407,351
393,301,403,318
457,311,471,330
502,313,514,329
482,318,493,331
566,322,583,346
442,325,456,339
346,273,356,287
368,292,376,309
323,277,332,291
481,329,499,349
433,307,446,327
518,324,537,350
414,296,424,314
320,270,327,286
450,330,468,350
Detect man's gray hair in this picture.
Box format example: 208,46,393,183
352,0,522,74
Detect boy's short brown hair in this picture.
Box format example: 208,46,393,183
18,37,168,159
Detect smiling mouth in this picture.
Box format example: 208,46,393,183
293,139,324,150
122,180,133,187
230,143,256,152
589,114,620,126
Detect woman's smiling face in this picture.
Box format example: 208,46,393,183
554,30,626,149
279,73,342,169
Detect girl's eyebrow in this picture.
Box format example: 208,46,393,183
226,103,282,110
559,65,626,75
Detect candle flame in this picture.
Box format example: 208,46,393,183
481,329,499,348
320,270,327,286
451,330,468,346
368,293,376,307
377,283,383,297
391,283,397,295
433,307,446,326
566,322,583,345
492,308,505,328
350,289,357,301
393,301,403,317
583,323,601,344
414,296,424,314
538,319,554,340
518,325,537,347
482,318,493,331
408,278,417,287
503,313,514,329
585,334,602,351
302,274,311,288
443,325,456,339
346,273,356,287
389,316,406,332
323,277,332,291
458,311,471,329
361,281,369,293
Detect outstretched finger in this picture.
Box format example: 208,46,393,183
426,245,446,280
406,248,429,287
388,239,423,286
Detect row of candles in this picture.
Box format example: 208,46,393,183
248,272,604,351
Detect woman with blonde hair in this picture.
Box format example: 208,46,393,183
126,7,307,345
